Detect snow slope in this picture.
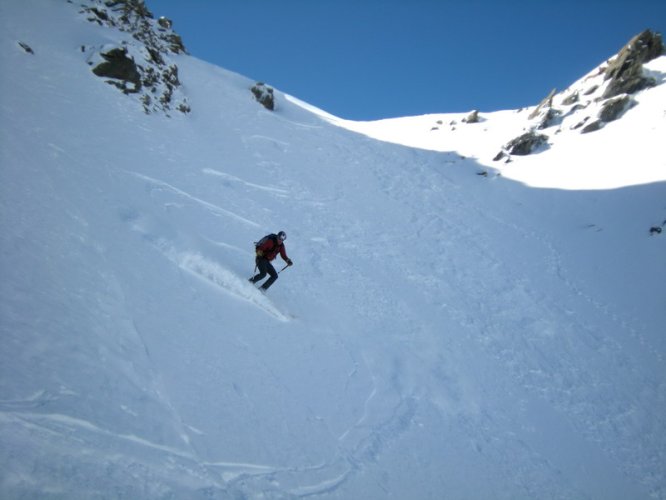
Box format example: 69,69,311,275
1,1,665,499
327,56,666,190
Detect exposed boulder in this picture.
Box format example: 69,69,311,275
157,16,173,29
561,91,579,105
92,47,141,93
536,107,562,130
18,41,34,54
164,33,186,55
106,0,153,23
570,116,590,131
251,83,275,111
583,84,599,96
462,110,480,123
603,29,664,98
649,220,666,235
579,95,635,134
492,151,508,162
598,95,634,122
493,131,549,161
528,88,557,120
580,120,603,134
86,6,110,25
505,131,549,156
527,88,564,129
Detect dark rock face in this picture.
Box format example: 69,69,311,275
561,91,579,105
580,120,603,134
157,16,173,30
462,110,480,123
92,47,141,93
580,95,635,134
603,30,664,98
598,95,634,123
18,41,34,54
536,108,562,130
526,88,564,130
494,131,549,160
251,83,275,111
505,131,549,156
528,88,557,120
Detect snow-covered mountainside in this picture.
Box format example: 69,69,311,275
1,1,665,499
334,30,666,191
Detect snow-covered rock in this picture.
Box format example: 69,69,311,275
81,0,190,115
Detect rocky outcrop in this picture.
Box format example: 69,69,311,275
650,220,666,235
573,31,662,133
528,89,557,120
526,88,565,130
18,41,34,54
251,83,275,111
494,131,549,161
92,47,141,93
505,131,549,155
581,95,636,134
80,0,190,115
514,29,664,142
603,30,664,99
580,119,602,134
561,91,579,105
462,110,480,123
536,107,563,130
490,29,663,161
598,95,635,122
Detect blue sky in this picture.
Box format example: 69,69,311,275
146,0,666,120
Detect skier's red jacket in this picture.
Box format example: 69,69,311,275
257,236,290,263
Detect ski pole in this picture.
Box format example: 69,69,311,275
278,264,290,274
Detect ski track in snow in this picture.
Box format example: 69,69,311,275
121,208,291,322
121,170,295,320
0,410,196,460
202,167,290,195
168,249,292,323
0,408,325,495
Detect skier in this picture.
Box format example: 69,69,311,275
249,231,293,291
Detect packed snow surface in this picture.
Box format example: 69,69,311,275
1,1,665,499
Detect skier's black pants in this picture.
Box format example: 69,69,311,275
250,257,278,290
